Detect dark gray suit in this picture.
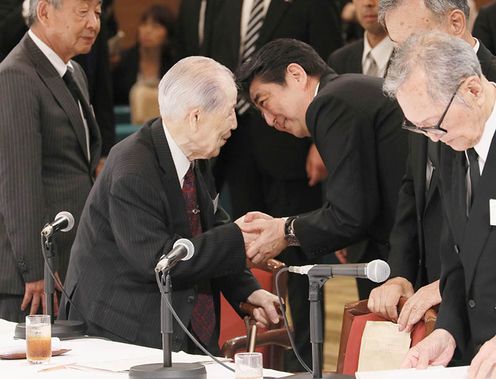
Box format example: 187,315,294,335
61,119,260,353
0,33,101,321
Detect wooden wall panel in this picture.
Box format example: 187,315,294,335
114,0,181,49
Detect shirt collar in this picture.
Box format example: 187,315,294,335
28,29,73,77
473,38,480,53
473,85,496,166
361,32,394,73
162,121,191,187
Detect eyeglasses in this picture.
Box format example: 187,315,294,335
402,84,460,136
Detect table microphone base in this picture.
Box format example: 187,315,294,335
15,320,86,339
129,362,207,379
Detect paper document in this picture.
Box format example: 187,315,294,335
357,321,411,371
356,365,468,379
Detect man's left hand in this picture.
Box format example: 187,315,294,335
469,335,496,379
246,289,280,327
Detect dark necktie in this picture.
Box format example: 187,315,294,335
182,164,215,346
467,148,480,208
236,0,265,115
63,69,94,161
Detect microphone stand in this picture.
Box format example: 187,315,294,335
15,229,86,339
129,271,206,379
290,276,353,379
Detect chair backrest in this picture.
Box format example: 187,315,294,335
219,259,291,370
336,297,437,375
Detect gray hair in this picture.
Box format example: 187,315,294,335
158,56,236,122
378,0,470,28
384,31,481,104
26,0,62,27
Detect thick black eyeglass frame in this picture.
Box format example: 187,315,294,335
401,84,461,136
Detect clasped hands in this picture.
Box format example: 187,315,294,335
234,211,289,264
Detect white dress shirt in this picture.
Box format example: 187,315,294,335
361,32,394,78
162,122,191,188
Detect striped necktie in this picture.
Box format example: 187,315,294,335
237,0,265,115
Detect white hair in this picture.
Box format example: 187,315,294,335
158,56,236,122
384,31,481,104
26,0,62,27
378,0,470,27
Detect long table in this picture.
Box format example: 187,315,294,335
0,319,291,378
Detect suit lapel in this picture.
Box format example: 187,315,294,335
257,0,291,47
440,146,468,240
150,119,191,238
410,135,427,216
194,161,216,230
460,132,496,289
23,35,91,166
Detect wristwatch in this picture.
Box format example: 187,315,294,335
284,216,300,246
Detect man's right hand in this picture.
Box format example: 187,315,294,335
22,279,45,315
368,277,414,322
21,274,62,316
401,329,456,369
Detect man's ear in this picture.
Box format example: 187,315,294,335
447,9,467,38
37,0,51,27
286,63,308,86
188,108,201,131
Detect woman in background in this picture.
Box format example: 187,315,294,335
112,4,176,105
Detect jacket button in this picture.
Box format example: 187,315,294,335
454,245,460,254
187,296,195,303
468,299,476,308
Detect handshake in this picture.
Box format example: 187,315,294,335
234,211,293,264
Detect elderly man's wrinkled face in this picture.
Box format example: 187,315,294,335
190,83,237,159
384,0,445,45
44,0,101,62
396,70,485,151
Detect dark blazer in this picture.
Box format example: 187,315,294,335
202,0,343,179
473,2,496,56
387,43,496,287
61,119,260,352
327,39,364,74
293,72,407,262
0,33,101,296
435,130,496,357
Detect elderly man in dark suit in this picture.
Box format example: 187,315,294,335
60,56,279,354
384,31,496,377
0,0,102,322
237,39,407,288
368,0,496,334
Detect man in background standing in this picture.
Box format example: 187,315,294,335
0,0,102,322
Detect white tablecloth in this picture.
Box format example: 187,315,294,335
0,319,291,378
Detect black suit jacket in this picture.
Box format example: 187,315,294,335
387,43,496,287
62,119,259,352
473,2,496,56
436,130,496,356
0,34,101,295
194,0,343,179
327,39,364,74
292,72,407,262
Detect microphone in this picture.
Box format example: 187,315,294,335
41,211,75,237
155,238,195,273
289,259,390,283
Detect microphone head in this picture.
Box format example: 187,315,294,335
173,238,195,261
366,260,390,283
55,211,75,232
